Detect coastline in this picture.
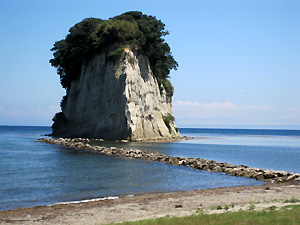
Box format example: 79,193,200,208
2,134,299,224
1,182,299,225
37,137,300,183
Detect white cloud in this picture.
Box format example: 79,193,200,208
0,106,60,125
8,108,25,117
174,101,238,120
243,104,270,110
173,100,300,128
280,108,300,120
176,100,237,110
31,106,60,119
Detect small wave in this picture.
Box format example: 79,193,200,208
48,196,120,206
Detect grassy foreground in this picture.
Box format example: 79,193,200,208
110,205,300,225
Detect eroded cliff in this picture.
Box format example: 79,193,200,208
52,48,180,141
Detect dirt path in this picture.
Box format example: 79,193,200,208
1,182,299,225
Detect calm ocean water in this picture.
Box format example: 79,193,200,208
1,126,299,211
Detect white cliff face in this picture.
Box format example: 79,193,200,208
52,48,180,141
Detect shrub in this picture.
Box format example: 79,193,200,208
249,204,256,210
52,112,68,129
60,95,68,108
284,198,300,203
216,205,223,210
267,205,277,211
107,46,125,61
162,113,175,131
50,11,178,97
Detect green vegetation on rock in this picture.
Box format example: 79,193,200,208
50,11,178,96
162,113,175,131
52,112,68,130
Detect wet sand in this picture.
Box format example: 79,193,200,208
1,182,299,225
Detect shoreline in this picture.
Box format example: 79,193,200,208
37,137,300,183
47,196,120,207
1,182,299,224
2,137,297,224
0,181,263,213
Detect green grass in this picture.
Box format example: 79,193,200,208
284,197,300,203
282,205,300,210
266,205,277,211
216,205,223,210
108,206,300,225
248,203,256,210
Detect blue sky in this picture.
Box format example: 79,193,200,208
0,0,299,129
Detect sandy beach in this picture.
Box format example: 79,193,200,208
1,181,299,225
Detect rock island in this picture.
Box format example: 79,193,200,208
50,11,180,141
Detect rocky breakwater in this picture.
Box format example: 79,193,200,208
37,138,300,183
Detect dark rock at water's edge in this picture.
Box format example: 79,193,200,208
37,138,300,183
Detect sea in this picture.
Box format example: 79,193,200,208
0,126,300,211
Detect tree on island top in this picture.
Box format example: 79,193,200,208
50,11,178,97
